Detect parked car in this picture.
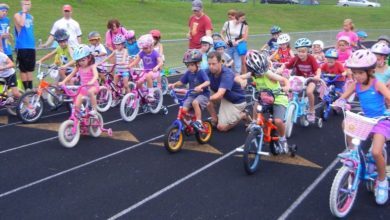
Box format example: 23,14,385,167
337,0,381,7
261,0,299,4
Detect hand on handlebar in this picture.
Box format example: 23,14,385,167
152,67,159,72
194,86,203,93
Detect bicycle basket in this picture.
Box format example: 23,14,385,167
344,111,378,140
258,90,275,106
290,76,305,93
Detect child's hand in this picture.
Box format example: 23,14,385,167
194,86,203,93
168,83,174,89
152,67,159,72
282,86,290,93
36,60,42,65
87,81,94,86
58,81,65,87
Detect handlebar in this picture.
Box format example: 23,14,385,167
60,85,90,97
322,73,342,83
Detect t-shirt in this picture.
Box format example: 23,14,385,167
0,17,12,55
188,14,213,49
222,20,244,40
285,55,319,78
276,48,292,63
139,50,160,70
180,69,210,97
105,27,127,51
337,49,352,64
126,41,139,56
321,62,345,81
89,43,107,64
207,67,245,104
252,71,288,107
267,38,278,52
15,12,35,49
336,31,358,48
54,46,72,66
375,67,390,84
0,52,15,77
50,18,82,48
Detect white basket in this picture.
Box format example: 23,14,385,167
290,76,305,93
344,111,378,140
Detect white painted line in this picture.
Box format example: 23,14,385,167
277,158,339,220
0,135,164,199
108,146,241,220
0,111,68,129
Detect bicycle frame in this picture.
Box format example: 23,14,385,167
287,91,308,124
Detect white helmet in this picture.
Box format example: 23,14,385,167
312,40,324,49
137,34,154,49
277,34,290,45
200,36,213,45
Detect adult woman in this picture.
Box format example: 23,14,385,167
105,19,127,53
221,11,248,75
336,18,358,49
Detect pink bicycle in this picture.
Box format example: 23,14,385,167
58,85,112,148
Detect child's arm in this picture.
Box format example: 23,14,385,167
314,67,322,80
0,56,15,70
87,65,99,85
289,50,295,60
61,60,75,69
375,81,390,100
260,43,268,51
194,81,210,93
159,44,164,57
128,55,141,68
338,81,356,100
169,80,184,89
59,67,78,85
37,49,56,64
99,52,114,65
234,72,251,88
266,71,290,92
269,50,277,61
153,56,163,72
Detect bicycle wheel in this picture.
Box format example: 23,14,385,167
149,88,163,114
329,166,358,218
299,115,309,127
96,86,112,112
58,120,80,148
120,92,139,122
89,113,104,137
161,75,169,95
195,120,213,144
243,129,263,175
6,88,24,116
285,104,295,139
46,86,63,108
164,123,184,153
16,91,44,123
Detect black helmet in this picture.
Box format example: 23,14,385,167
54,29,70,42
245,50,269,77
183,49,202,64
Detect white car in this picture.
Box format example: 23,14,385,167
337,0,381,7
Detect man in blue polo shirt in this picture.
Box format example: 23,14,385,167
206,51,247,131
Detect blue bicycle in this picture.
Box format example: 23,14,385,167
320,73,344,121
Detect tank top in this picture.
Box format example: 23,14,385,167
14,11,35,49
79,67,98,86
252,72,288,107
115,49,128,73
355,79,385,118
277,48,292,63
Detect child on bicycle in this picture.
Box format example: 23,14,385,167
199,36,214,70
335,49,390,205
125,30,140,58
150,29,164,62
278,38,321,123
88,31,107,78
214,41,233,70
37,29,73,80
312,40,325,64
0,51,21,101
371,42,390,108
336,36,352,64
59,45,99,115
377,35,390,66
260,25,282,54
269,33,294,65
238,50,290,149
128,34,163,100
321,48,346,90
169,49,210,130
356,30,368,50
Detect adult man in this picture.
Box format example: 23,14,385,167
206,51,247,132
41,4,82,49
0,3,13,61
14,0,35,90
187,0,213,49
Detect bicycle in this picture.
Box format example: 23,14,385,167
238,89,297,175
58,85,112,148
120,68,165,122
0,77,24,116
164,88,213,153
320,73,343,121
329,101,390,218
153,69,169,95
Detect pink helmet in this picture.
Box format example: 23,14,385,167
137,34,154,49
150,29,161,39
371,42,390,55
125,30,135,40
345,49,377,69
337,36,351,45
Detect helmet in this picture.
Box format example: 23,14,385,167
356,30,368,38
294,38,312,49
345,49,377,69
113,34,126,45
150,29,161,39
125,30,135,40
337,36,350,45
245,50,269,77
324,48,338,59
54,29,69,41
88,31,101,40
270,25,282,34
137,34,154,49
183,49,202,64
371,42,390,55
212,32,222,39
72,44,91,61
276,34,290,45
214,41,226,50
378,35,390,44
200,36,213,45
312,40,324,49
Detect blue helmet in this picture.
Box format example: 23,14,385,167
73,44,91,61
214,41,226,50
356,30,368,38
294,38,312,49
270,25,282,34
325,48,338,59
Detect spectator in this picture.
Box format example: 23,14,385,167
14,0,35,90
105,19,127,53
336,18,358,48
187,0,213,49
0,3,13,61
41,4,82,49
206,51,247,132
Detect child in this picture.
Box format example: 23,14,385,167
279,38,321,122
212,32,223,42
356,30,367,50
0,51,21,102
321,49,346,90
88,31,107,74
335,49,390,205
150,29,164,62
269,33,294,64
312,40,325,64
260,25,282,54
125,30,140,57
128,34,163,100
0,3,13,61
59,45,99,115
377,35,390,66
238,50,290,150
336,36,352,64
371,42,390,108
99,34,130,94
213,41,233,70
199,36,213,70
37,29,73,80
169,49,210,130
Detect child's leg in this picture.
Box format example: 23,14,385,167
273,105,286,137
371,133,387,181
88,87,99,110
59,69,67,81
306,82,316,112
122,77,130,94
11,87,21,98
146,71,153,88
192,99,202,121
75,94,83,110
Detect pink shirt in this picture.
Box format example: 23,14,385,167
79,67,98,86
337,49,352,64
105,27,128,50
336,31,358,47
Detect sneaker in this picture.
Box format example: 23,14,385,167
307,112,315,123
246,121,257,133
191,121,204,131
89,109,97,116
279,137,289,153
375,179,389,205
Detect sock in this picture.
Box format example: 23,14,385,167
27,81,33,89
22,81,29,90
379,179,388,187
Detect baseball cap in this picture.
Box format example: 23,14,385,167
63,4,72,12
192,0,203,11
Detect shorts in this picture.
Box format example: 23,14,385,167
1,74,17,88
138,70,160,83
80,84,100,96
273,104,286,121
218,98,246,126
183,95,209,110
116,71,129,78
16,49,36,72
371,120,390,139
